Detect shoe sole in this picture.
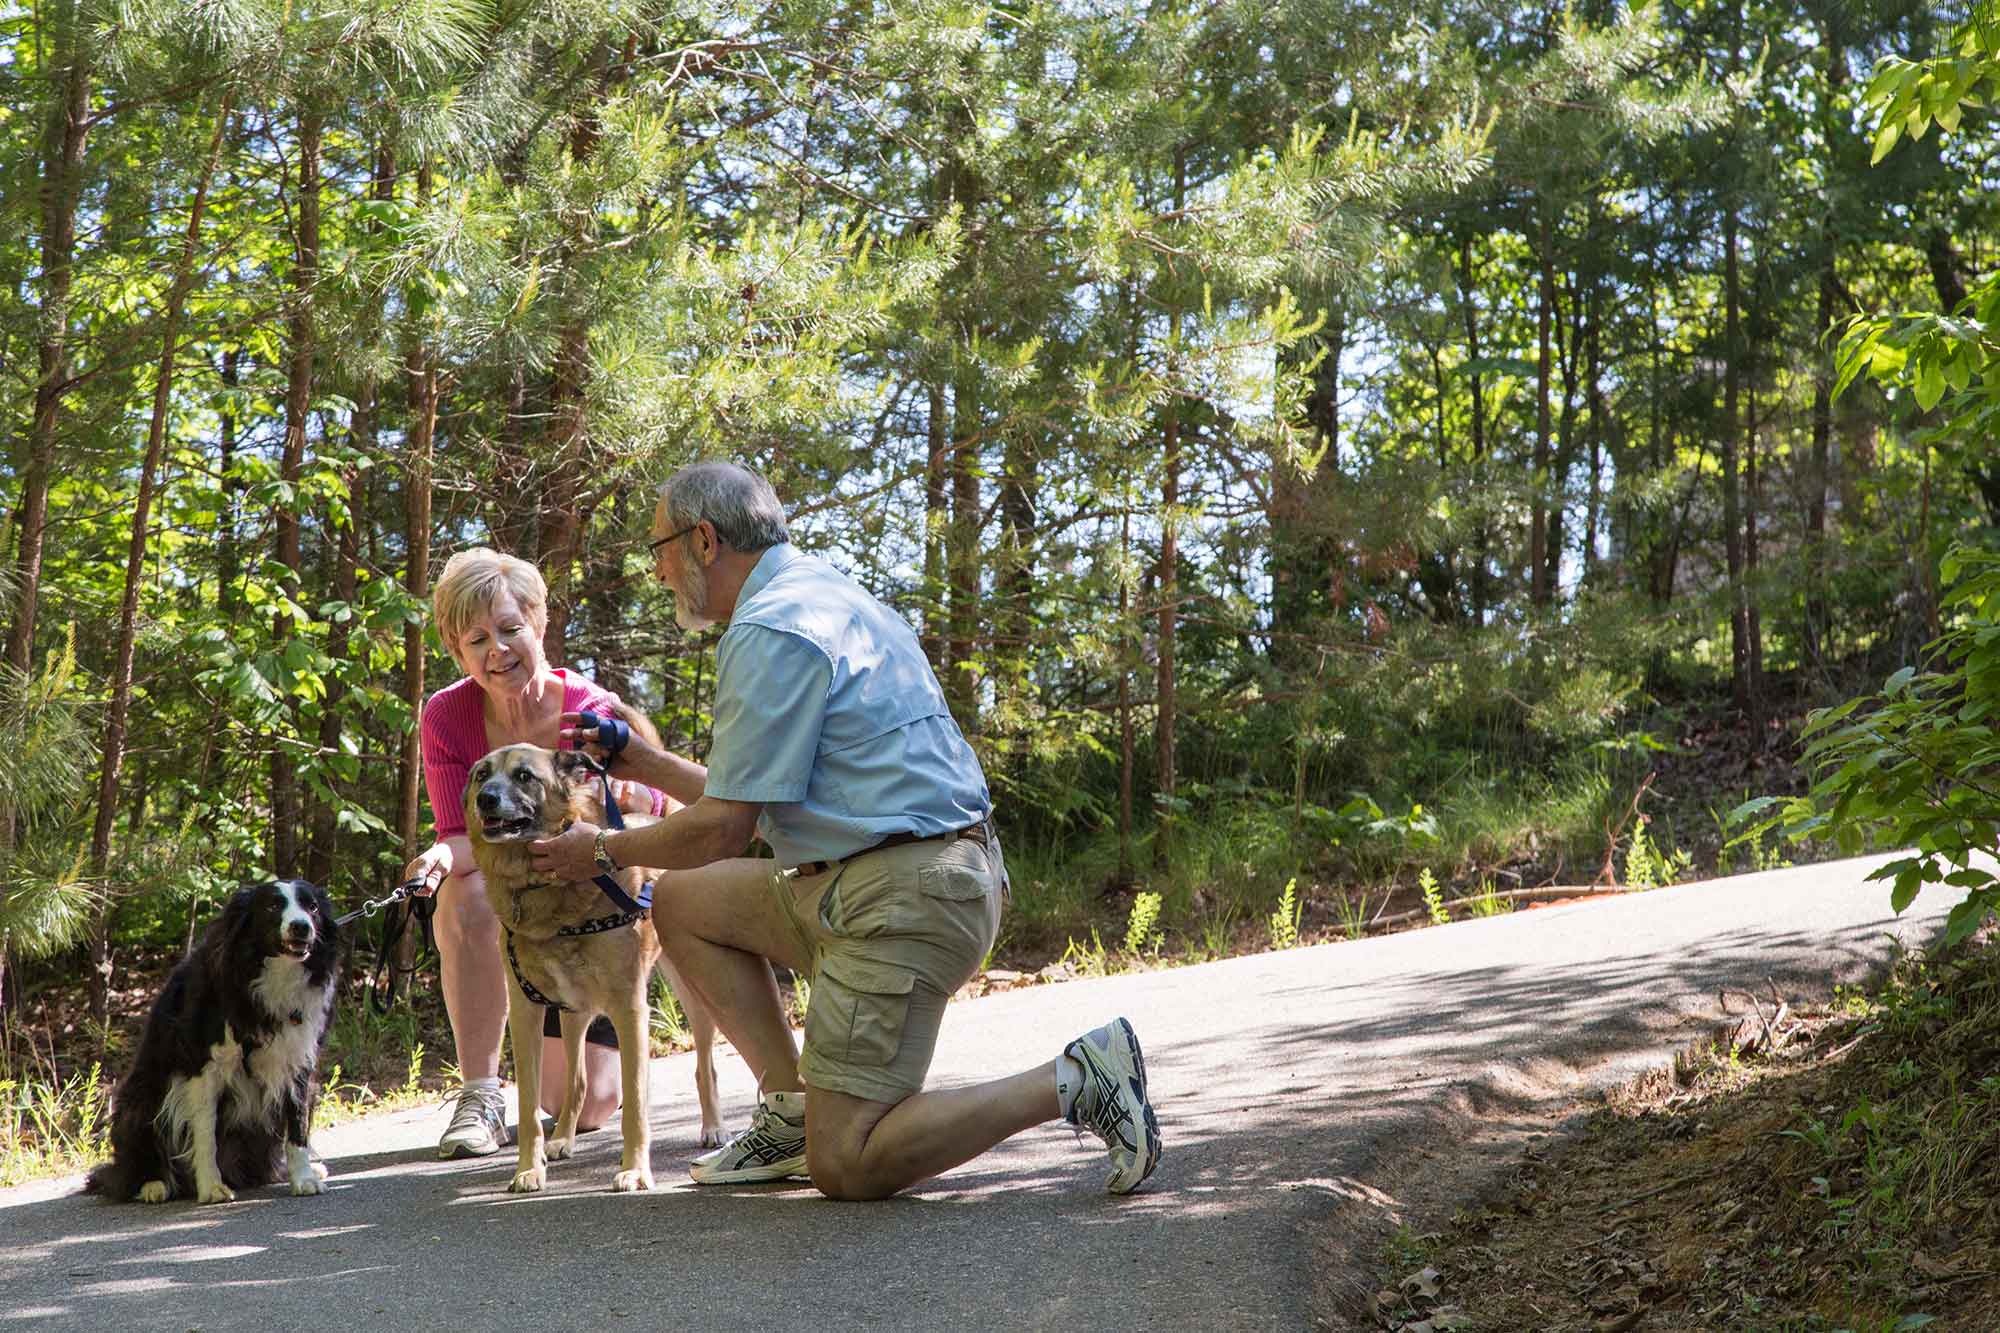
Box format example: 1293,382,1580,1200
437,1140,502,1160
687,1157,808,1185
1108,1018,1162,1194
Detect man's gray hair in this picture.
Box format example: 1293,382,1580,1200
660,461,790,551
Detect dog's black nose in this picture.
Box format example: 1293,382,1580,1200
477,787,500,815
284,920,313,941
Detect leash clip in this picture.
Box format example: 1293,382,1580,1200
340,877,427,926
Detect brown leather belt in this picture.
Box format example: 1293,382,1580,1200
790,817,992,878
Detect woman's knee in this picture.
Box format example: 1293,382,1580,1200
434,872,498,951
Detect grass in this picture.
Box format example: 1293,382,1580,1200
0,1053,109,1187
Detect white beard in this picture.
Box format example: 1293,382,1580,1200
674,560,715,632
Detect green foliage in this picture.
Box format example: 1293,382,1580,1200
1122,890,1163,959
1464,880,1512,918
1622,817,1692,890
651,972,690,1053
1736,546,2000,946
0,1060,110,1187
0,626,97,962
1418,868,1450,926
1060,929,1111,979
1267,877,1303,950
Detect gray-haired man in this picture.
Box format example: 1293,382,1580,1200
533,460,1161,1198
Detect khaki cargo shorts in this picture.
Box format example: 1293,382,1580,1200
771,827,1006,1104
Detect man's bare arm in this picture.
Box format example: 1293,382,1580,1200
530,794,762,881
561,709,708,807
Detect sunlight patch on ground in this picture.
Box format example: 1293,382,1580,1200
120,1242,266,1264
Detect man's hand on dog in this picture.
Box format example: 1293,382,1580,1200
531,819,599,882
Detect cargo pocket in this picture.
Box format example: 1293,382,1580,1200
813,955,916,1067
918,861,989,902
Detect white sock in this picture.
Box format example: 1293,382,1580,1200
1055,1053,1086,1121
464,1076,500,1093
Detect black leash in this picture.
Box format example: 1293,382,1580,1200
338,878,437,1014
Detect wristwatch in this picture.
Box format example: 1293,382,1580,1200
592,828,621,874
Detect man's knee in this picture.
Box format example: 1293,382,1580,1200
807,1149,896,1202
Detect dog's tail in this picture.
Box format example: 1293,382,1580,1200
82,1160,118,1196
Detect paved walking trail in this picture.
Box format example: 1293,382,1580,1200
0,854,1956,1330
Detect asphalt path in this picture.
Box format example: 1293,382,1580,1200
0,853,1960,1331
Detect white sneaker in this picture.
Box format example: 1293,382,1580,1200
1064,1017,1162,1194
437,1083,510,1159
689,1090,808,1184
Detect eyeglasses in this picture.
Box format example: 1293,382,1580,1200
647,520,703,555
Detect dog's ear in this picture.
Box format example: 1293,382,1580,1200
553,748,603,788
209,882,267,976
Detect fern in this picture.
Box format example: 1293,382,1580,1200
1268,877,1302,950
1420,868,1450,925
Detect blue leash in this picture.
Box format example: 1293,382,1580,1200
576,710,652,914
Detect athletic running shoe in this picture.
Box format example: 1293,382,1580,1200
689,1090,808,1184
1064,1017,1163,1194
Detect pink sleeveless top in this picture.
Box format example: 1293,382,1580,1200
419,668,664,839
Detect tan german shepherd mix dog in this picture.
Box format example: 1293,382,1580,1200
463,743,666,1193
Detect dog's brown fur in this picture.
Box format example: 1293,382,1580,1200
463,743,714,1193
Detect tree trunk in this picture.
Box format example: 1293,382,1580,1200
1805,17,1846,670
85,99,230,1024
1153,146,1185,872
922,380,949,674
1118,497,1135,888
1722,210,1751,716
538,46,611,668
946,371,981,729
8,7,92,674
305,460,361,888
399,161,439,884
1269,305,1343,651
998,433,1036,685
1458,235,1490,626
270,111,322,879
1583,255,1606,586
1531,206,1555,607
309,137,396,889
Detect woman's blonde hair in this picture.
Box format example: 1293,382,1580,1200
432,548,548,651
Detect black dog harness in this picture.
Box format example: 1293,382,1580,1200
507,731,656,1010
505,905,650,1011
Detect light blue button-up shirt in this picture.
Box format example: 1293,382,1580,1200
703,543,992,867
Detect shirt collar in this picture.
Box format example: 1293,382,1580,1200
732,543,800,615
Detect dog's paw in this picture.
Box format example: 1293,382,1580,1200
547,1135,574,1161
311,1159,330,1182
613,1167,653,1193
138,1180,170,1204
508,1166,546,1194
290,1170,327,1196
196,1181,236,1205
698,1125,726,1150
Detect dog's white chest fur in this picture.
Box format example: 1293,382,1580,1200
249,956,328,1089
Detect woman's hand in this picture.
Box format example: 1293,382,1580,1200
402,843,453,897
561,704,658,773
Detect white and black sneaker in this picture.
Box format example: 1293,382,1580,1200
1063,1017,1162,1194
689,1090,808,1184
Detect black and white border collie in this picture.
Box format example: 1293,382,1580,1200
85,879,341,1204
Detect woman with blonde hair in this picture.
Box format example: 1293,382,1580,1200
403,548,719,1158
